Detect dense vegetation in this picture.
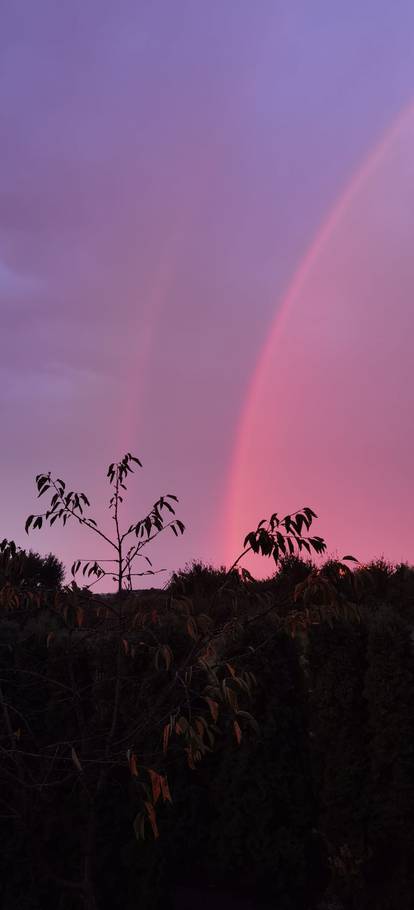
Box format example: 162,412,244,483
1,455,413,910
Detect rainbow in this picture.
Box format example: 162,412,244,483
224,99,414,562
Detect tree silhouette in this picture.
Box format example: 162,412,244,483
25,453,185,594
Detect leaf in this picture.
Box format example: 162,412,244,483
204,697,219,722
161,645,173,670
163,724,170,755
282,515,291,533
160,775,172,804
276,532,287,553
295,513,303,534
187,616,198,640
185,747,196,770
175,716,189,735
25,515,34,534
37,483,50,498
71,747,83,773
76,607,84,628
223,685,238,711
144,801,159,838
342,555,359,562
129,753,139,777
233,720,242,745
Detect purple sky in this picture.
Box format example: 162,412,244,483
2,2,414,586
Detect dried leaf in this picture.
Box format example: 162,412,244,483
129,753,139,777
144,801,159,838
233,720,242,745
76,607,84,628
162,645,172,670
148,769,162,804
71,747,83,773
204,697,219,722
160,775,172,804
187,616,198,640
223,684,238,711
185,747,196,770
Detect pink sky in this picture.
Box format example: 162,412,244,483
2,2,414,586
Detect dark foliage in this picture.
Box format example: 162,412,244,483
0,544,65,590
2,544,414,910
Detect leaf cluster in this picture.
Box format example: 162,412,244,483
242,508,326,564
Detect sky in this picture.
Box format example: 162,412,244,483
1,1,414,587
